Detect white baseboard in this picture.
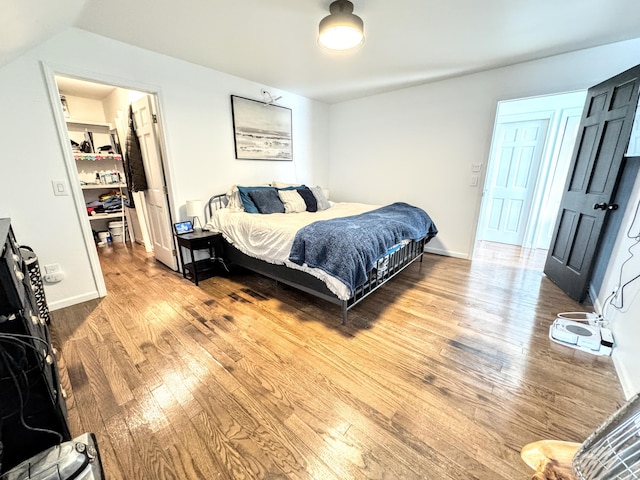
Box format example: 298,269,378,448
589,283,603,314
48,291,101,311
424,246,468,259
612,352,639,400
588,283,636,400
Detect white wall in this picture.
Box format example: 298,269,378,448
496,92,586,117
0,28,329,309
598,171,640,398
328,38,640,259
61,94,106,124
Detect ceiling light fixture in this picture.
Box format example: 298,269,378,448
318,0,364,51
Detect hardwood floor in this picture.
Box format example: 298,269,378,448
49,240,625,479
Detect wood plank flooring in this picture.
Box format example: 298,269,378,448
49,240,625,479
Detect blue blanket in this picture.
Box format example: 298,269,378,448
288,202,438,295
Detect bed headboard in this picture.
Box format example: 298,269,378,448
205,193,228,223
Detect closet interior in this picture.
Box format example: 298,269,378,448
56,77,152,254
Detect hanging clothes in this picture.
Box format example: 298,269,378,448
124,105,148,193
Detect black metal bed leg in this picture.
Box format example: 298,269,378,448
341,302,348,325
218,257,230,273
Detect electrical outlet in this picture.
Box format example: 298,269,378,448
471,163,482,172
44,264,60,274
43,272,64,283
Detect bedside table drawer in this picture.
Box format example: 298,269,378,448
189,236,219,250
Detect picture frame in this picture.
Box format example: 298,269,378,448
231,95,292,161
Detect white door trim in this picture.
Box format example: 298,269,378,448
529,107,584,249
41,62,107,297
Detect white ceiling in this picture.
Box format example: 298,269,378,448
3,0,640,103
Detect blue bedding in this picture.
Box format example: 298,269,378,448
288,202,438,295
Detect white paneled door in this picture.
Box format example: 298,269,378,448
482,119,549,245
131,96,177,270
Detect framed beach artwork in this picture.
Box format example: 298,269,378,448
231,95,293,161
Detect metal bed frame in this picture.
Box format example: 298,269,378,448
205,194,430,324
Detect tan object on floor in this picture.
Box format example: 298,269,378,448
521,440,580,479
520,392,640,479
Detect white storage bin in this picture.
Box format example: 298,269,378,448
108,221,127,243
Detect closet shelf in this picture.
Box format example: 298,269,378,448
88,212,123,222
74,153,122,161
81,183,126,190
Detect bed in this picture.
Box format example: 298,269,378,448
204,184,438,324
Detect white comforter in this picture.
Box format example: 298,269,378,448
204,202,379,300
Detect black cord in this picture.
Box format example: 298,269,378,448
610,197,640,310
0,335,48,382
0,332,51,349
0,342,27,420
0,346,28,421
0,338,28,373
0,337,63,443
601,289,618,322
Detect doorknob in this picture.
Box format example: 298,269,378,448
593,202,619,210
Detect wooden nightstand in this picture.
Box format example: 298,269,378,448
175,230,226,285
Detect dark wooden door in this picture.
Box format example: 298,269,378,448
544,65,640,301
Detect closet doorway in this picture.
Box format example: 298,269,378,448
54,75,177,293
476,91,587,252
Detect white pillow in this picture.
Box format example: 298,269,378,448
272,181,302,189
225,185,244,210
310,186,331,211
278,189,307,213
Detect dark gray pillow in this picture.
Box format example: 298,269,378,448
249,188,285,214
297,187,317,212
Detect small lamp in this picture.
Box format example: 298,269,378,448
318,0,364,51
186,199,203,231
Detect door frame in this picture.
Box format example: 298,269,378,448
474,91,588,255
41,62,177,297
529,107,584,249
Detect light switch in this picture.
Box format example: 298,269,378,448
44,264,60,274
52,180,69,196
470,175,479,186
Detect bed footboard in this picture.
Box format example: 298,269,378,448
343,237,426,324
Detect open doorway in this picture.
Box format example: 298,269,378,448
476,91,587,256
53,75,177,295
